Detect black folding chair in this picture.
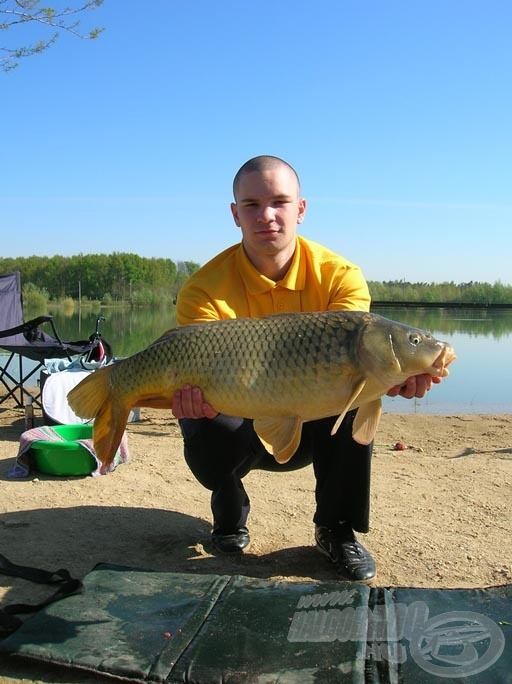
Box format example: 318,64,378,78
0,272,108,410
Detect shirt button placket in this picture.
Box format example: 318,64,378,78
274,289,287,313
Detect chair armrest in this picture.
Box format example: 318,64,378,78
0,315,55,340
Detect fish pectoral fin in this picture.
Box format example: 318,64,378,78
330,379,367,435
352,399,382,445
254,416,303,464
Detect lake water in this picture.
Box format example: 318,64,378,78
3,306,511,415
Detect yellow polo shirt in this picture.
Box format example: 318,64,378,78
176,235,370,324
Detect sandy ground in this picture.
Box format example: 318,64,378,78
0,400,511,683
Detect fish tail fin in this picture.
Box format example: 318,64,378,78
93,401,131,473
67,365,113,420
67,366,130,471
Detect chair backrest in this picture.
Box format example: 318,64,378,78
0,272,24,332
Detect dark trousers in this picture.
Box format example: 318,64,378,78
179,409,372,534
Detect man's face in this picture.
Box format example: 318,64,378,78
231,166,306,259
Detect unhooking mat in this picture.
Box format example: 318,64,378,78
0,562,510,683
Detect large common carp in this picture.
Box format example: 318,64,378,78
67,311,456,471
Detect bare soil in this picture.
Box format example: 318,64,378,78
0,401,511,683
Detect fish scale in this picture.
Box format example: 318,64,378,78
113,312,355,414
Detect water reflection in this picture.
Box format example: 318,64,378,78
48,307,177,358
375,306,512,339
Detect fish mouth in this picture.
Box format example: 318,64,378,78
431,345,457,377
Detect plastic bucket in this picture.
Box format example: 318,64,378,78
30,424,96,476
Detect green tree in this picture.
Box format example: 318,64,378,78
175,260,200,294
1,0,104,72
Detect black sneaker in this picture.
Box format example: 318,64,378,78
315,523,376,583
211,526,251,554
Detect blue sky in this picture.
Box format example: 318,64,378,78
2,1,511,284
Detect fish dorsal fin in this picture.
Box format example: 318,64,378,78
330,379,367,436
254,416,303,464
352,399,382,445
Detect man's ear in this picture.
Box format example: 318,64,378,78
231,202,241,227
297,197,307,224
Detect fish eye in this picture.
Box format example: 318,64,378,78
408,332,422,346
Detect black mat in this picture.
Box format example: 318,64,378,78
1,563,510,683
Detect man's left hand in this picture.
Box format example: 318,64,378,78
387,374,442,399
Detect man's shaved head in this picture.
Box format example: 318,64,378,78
233,155,301,200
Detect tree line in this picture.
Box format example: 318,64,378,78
368,279,512,305
1,254,511,307
0,253,200,306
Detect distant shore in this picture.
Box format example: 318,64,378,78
371,301,512,309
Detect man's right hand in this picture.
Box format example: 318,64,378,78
171,385,219,419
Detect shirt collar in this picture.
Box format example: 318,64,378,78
235,238,306,294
